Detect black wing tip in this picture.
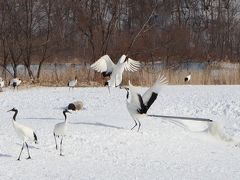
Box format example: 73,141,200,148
137,94,148,114
146,92,158,110
33,132,38,144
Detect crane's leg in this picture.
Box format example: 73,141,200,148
25,142,31,159
131,119,138,130
17,143,24,161
53,133,58,150
60,137,64,156
137,119,141,132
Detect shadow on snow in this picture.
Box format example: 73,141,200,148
70,122,124,130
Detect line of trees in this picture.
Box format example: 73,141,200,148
1,0,240,80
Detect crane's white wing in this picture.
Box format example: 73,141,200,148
90,55,115,73
128,80,142,110
54,122,67,136
185,74,191,80
14,122,36,142
117,55,141,72
142,74,168,108
124,57,141,72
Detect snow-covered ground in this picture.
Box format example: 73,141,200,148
0,86,240,180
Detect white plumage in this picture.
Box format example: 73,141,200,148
91,54,141,88
8,108,38,160
68,77,77,90
0,77,4,90
53,109,71,156
123,75,168,131
184,74,191,83
10,78,22,90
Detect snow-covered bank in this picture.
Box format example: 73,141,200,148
0,86,240,180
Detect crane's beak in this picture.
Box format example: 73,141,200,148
119,86,129,91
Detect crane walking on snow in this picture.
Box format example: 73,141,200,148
91,54,141,91
53,109,71,156
8,108,38,161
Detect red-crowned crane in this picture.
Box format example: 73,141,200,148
8,108,38,160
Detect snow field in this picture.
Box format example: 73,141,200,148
0,86,240,179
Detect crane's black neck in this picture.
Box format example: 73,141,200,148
13,110,18,121
63,111,67,121
124,56,128,62
126,90,129,99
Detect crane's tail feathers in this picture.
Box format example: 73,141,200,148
33,132,38,144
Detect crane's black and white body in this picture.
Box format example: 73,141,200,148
68,77,77,90
10,78,22,90
0,77,4,92
8,108,38,160
53,109,71,156
184,73,191,84
91,54,141,88
123,75,168,131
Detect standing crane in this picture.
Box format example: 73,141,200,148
8,108,38,160
53,109,71,156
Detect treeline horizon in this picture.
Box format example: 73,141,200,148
1,0,240,79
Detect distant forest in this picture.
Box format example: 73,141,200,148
1,0,240,79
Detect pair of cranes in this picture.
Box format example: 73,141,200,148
0,78,22,91
91,54,174,132
8,108,71,160
91,54,210,130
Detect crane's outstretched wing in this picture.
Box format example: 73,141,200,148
142,74,168,112
90,55,115,76
118,54,141,72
